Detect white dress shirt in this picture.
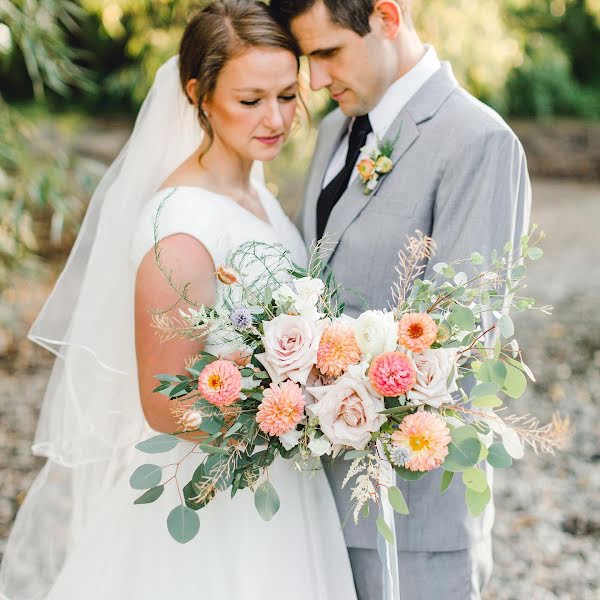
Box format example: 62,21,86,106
322,45,441,188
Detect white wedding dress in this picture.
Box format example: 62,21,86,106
42,183,358,600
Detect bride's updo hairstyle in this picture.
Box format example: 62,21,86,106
179,0,301,153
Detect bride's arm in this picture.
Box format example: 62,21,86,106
135,233,216,438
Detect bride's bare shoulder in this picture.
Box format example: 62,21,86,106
157,152,209,191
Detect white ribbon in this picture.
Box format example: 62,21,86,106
376,439,401,600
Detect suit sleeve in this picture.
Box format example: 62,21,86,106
424,128,531,280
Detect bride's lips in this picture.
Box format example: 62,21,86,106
255,134,284,146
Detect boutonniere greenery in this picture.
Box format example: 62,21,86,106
356,124,402,195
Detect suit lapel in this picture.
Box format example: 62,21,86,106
319,112,419,264
302,111,350,246
319,62,459,265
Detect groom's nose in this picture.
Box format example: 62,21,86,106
308,59,333,92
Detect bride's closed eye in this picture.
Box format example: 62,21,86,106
240,94,297,107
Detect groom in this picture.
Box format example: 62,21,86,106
270,0,531,598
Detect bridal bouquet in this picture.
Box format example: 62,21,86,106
131,225,570,544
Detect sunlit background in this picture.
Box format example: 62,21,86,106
1,1,599,598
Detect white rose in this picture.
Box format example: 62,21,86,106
279,428,303,450
273,284,297,309
294,277,325,317
308,434,332,457
354,310,398,359
407,348,459,408
256,314,327,386
307,373,386,450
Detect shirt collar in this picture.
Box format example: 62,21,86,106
368,45,441,138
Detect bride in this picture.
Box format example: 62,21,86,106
0,1,357,598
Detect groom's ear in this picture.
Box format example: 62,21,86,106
373,0,402,38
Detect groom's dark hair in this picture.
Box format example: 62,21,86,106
269,0,412,36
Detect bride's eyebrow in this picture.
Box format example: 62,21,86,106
234,82,298,93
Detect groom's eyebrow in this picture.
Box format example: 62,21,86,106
309,46,340,57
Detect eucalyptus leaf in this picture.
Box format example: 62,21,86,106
443,427,481,473
470,252,485,265
167,505,200,544
472,395,503,408
344,450,370,460
440,470,455,493
498,314,515,338
451,305,475,332
135,434,180,454
134,485,164,505
462,467,488,493
526,247,543,261
465,485,491,517
387,486,409,515
130,464,162,490
376,516,395,545
487,442,513,469
470,382,500,399
254,481,280,521
478,360,507,386
393,465,427,481
502,365,527,399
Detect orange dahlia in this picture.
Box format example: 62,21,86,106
198,360,242,407
391,412,451,472
317,322,362,378
398,312,438,354
256,381,306,437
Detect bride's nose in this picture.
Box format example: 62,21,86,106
262,99,285,131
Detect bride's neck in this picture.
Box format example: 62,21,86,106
197,138,254,195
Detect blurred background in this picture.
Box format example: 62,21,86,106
0,1,598,598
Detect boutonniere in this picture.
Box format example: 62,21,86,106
356,124,402,195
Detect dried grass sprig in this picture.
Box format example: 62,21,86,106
392,231,437,309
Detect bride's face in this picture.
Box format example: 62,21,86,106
202,46,299,162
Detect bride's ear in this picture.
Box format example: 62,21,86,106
185,78,199,105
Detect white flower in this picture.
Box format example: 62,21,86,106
273,284,297,309
407,348,459,408
366,176,379,191
354,310,398,359
308,434,332,457
294,277,325,318
307,373,386,450
256,314,328,386
279,428,303,450
181,409,203,431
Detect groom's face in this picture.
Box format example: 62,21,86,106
291,1,396,116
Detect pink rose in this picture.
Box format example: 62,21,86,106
256,314,327,386
407,349,459,408
307,373,386,450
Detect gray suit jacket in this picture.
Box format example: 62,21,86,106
301,63,531,552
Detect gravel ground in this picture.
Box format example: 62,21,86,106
1,178,599,598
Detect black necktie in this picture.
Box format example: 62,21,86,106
316,114,373,241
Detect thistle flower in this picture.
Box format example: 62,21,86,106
198,360,242,407
230,306,252,329
391,412,451,472
388,444,412,468
368,351,416,397
317,322,362,378
256,381,306,437
398,312,438,354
